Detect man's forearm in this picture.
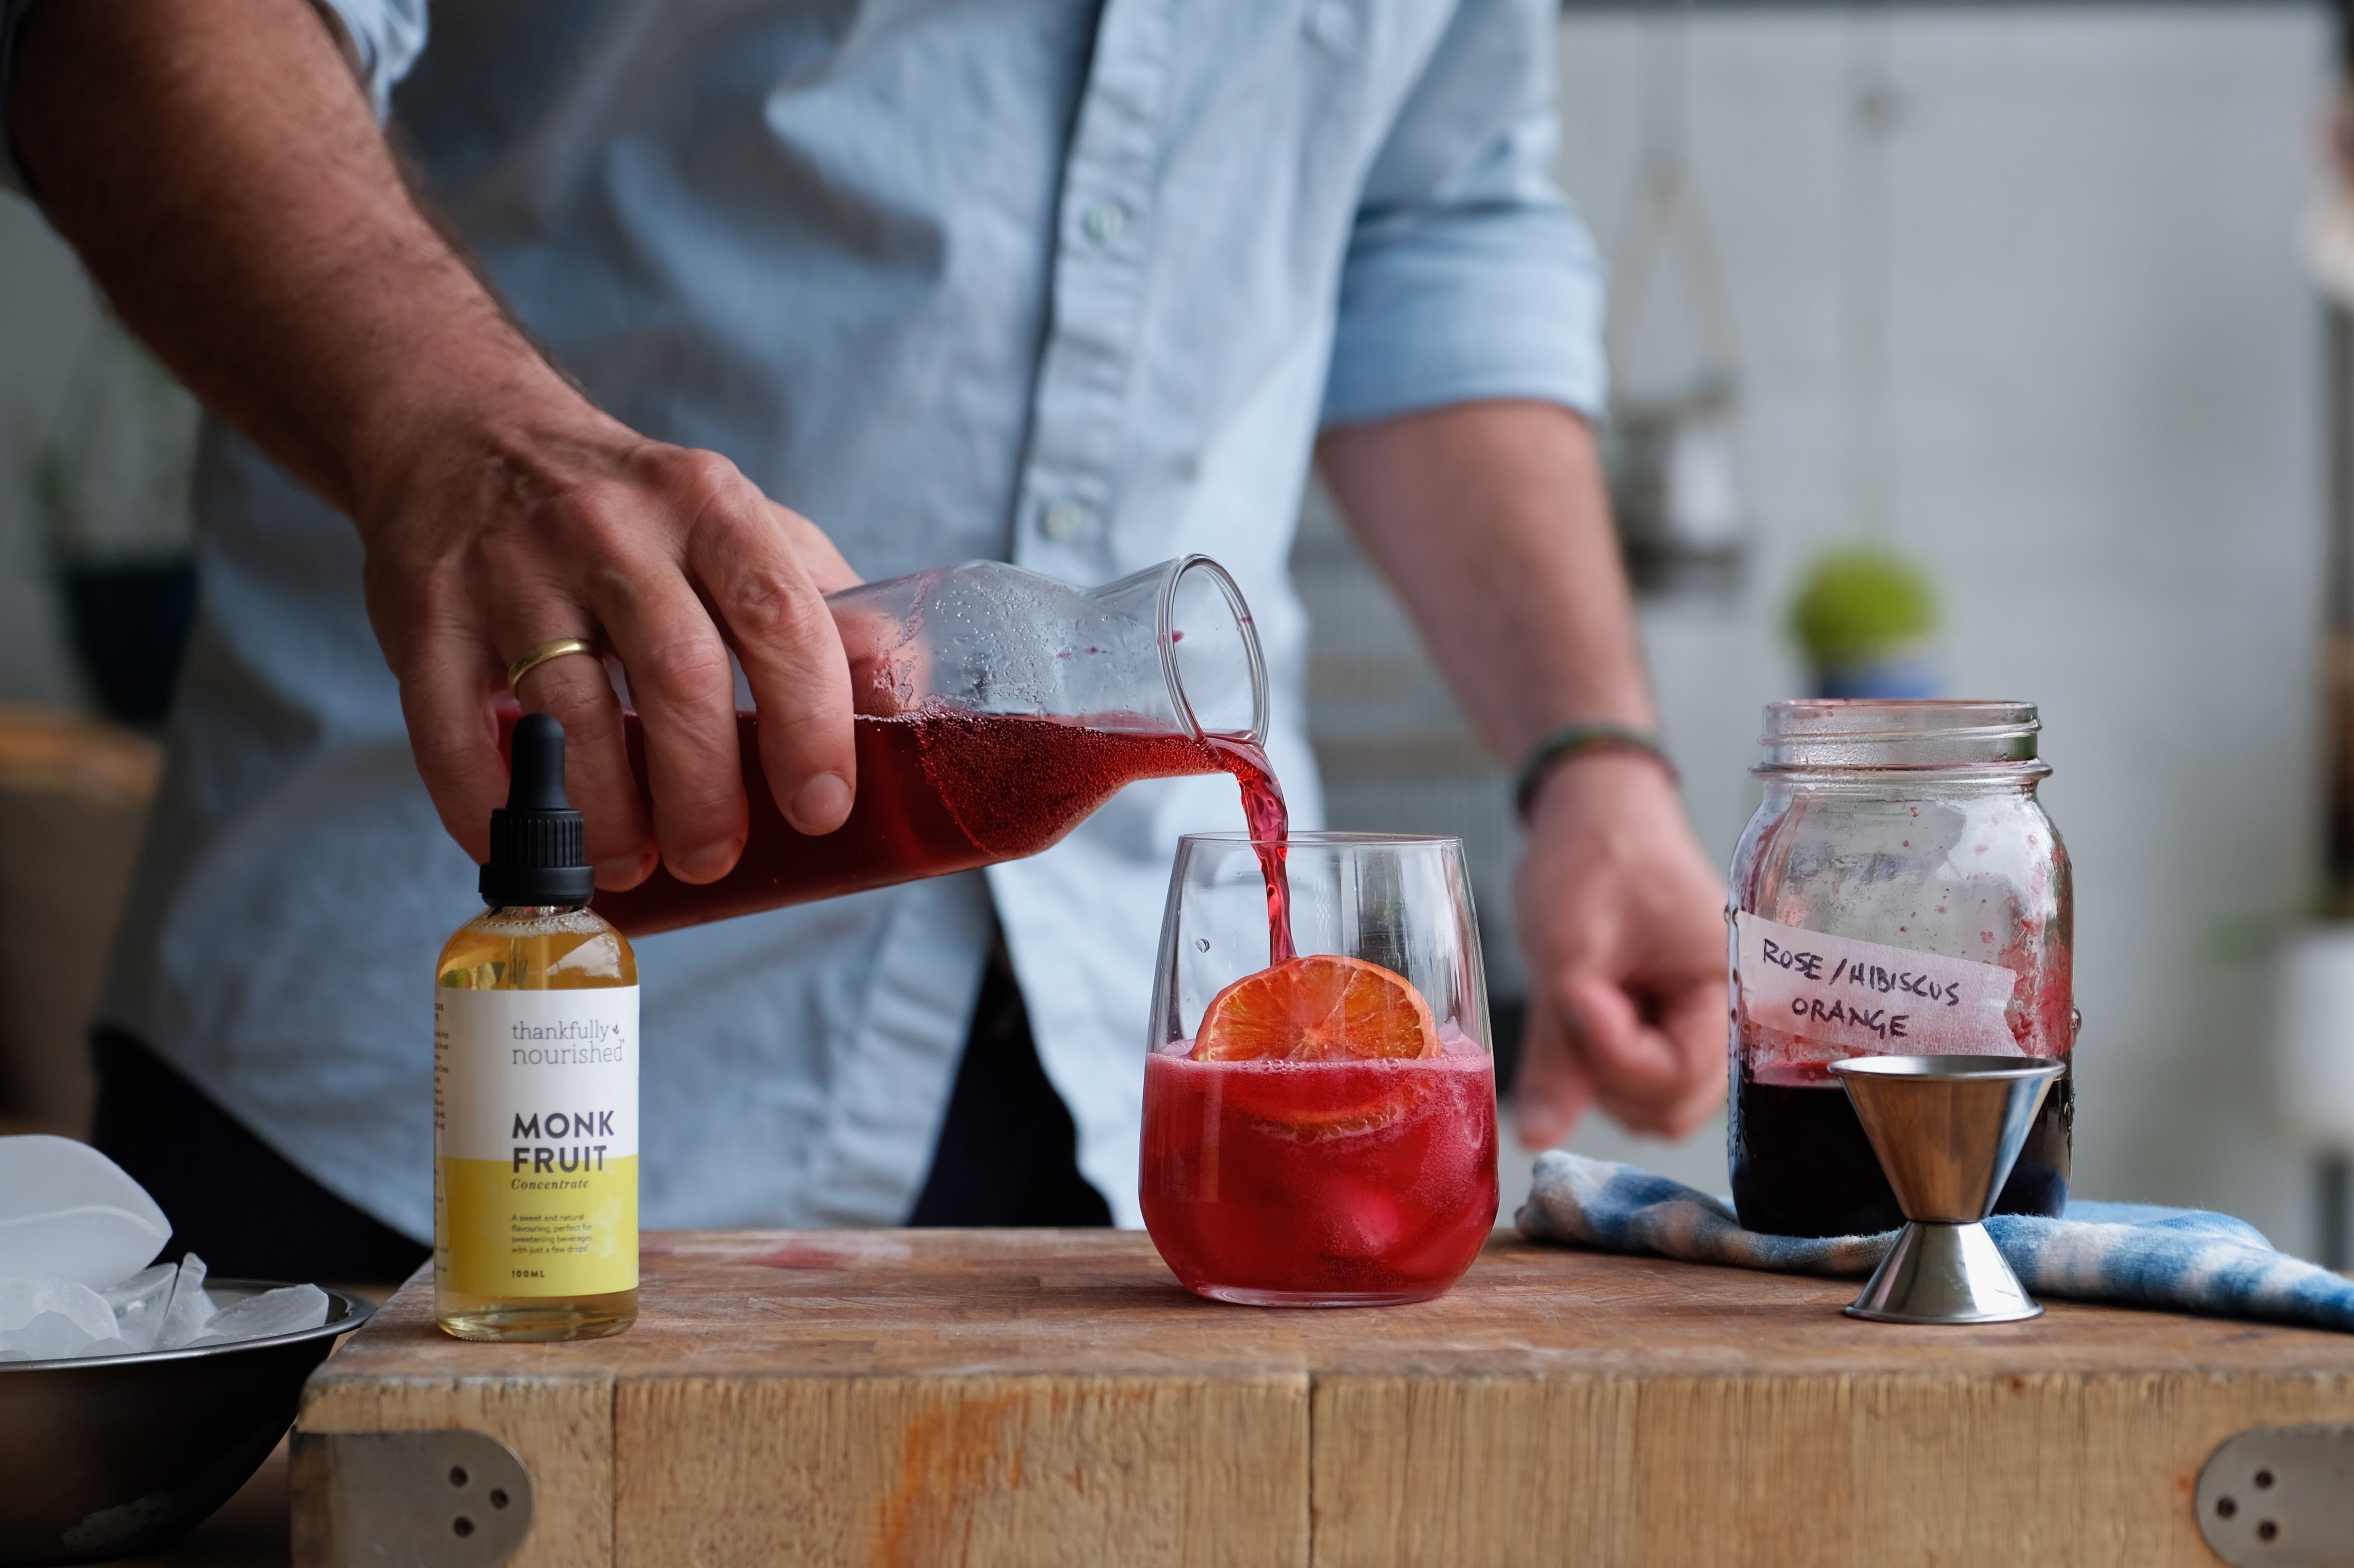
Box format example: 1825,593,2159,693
12,0,865,879
1314,400,1655,765
1323,400,1726,1144
8,0,571,518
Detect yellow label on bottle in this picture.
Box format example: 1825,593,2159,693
435,987,638,1297
437,1155,638,1296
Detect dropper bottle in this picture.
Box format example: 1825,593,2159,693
433,713,638,1340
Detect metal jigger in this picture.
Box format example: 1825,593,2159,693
1829,1054,2065,1325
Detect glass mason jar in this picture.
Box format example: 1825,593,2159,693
1727,701,2075,1237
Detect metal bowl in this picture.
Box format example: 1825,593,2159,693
0,1280,375,1565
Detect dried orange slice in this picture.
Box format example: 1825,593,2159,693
1194,955,1439,1063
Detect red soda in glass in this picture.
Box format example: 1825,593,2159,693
1140,1038,1498,1304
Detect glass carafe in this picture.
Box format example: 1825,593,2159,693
582,556,1271,936
1728,701,2076,1237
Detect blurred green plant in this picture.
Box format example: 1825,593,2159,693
1787,546,1938,671
2203,910,2283,966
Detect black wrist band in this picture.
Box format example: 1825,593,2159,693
1514,723,1678,821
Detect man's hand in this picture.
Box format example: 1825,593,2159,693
358,409,860,888
1511,754,1727,1146
11,0,860,887
1317,399,1728,1151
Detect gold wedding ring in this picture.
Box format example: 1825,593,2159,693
506,637,602,692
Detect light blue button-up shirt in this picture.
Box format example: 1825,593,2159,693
3,0,1604,1234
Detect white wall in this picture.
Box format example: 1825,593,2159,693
1531,4,2332,1240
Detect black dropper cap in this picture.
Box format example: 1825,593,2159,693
480,713,596,908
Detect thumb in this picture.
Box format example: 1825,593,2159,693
1512,999,1596,1151
1563,976,1686,1097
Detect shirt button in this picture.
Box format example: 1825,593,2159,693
1082,200,1128,244
1039,499,1088,540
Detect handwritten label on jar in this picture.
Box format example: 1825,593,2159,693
1734,912,2021,1056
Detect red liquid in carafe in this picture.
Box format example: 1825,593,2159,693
515,708,1291,939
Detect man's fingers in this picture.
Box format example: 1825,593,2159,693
691,499,857,835
1652,1087,1723,1143
1563,977,1682,1089
1512,1002,1596,1151
1559,977,1689,1133
596,582,744,883
1515,974,1726,1149
1652,975,1732,1138
1566,974,1727,1136
767,501,861,594
398,633,510,866
505,640,654,888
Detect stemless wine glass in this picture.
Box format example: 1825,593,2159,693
1139,833,1499,1307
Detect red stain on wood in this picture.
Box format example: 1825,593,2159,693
749,1242,850,1271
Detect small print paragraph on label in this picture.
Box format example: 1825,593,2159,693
1735,912,2021,1056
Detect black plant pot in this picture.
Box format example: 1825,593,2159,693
57,557,197,728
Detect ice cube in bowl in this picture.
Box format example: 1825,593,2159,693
0,1280,374,1565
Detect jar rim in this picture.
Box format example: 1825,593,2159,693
1761,698,2037,741
1758,699,2043,772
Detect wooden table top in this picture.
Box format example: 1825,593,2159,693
320,1226,2354,1384
281,1230,2354,1568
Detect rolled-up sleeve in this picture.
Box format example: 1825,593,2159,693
0,0,428,194
1320,0,1606,428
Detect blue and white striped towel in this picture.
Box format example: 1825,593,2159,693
1516,1149,2354,1333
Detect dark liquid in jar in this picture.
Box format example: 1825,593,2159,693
1729,1058,2073,1238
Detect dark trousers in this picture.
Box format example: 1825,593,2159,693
91,952,1106,1283
905,949,1112,1227
90,1028,433,1283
